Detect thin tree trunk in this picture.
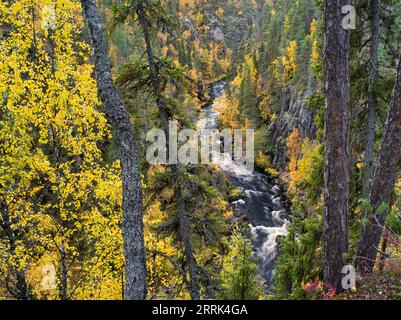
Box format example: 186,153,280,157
80,0,147,300
323,0,350,293
356,51,401,274
173,171,200,300
362,0,381,198
137,1,200,300
378,231,388,272
59,241,68,300
0,199,30,300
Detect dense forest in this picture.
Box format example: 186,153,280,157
0,0,400,300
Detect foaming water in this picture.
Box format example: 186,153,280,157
250,223,289,281
197,81,289,286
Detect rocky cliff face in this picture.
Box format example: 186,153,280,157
202,2,256,52
269,87,316,172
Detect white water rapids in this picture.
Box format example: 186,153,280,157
197,81,290,286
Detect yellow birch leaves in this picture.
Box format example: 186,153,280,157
0,0,123,299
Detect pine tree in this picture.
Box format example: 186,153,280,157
322,0,350,293
356,50,401,273
220,231,264,300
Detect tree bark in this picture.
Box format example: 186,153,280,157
362,0,381,198
0,199,30,300
173,170,200,300
80,0,147,300
323,0,350,293
378,231,388,272
356,51,401,274
137,0,200,300
59,240,68,300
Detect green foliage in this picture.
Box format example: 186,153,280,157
116,56,189,93
238,55,260,126
219,229,265,300
274,214,323,299
377,202,390,216
386,212,401,235
359,198,373,213
387,183,401,235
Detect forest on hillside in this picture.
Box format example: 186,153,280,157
0,0,400,300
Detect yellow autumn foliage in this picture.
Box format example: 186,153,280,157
0,0,124,299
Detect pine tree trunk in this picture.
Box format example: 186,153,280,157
137,1,200,300
356,51,401,274
362,0,381,198
80,0,147,300
323,0,351,293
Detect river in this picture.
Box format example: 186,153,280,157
197,81,290,287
